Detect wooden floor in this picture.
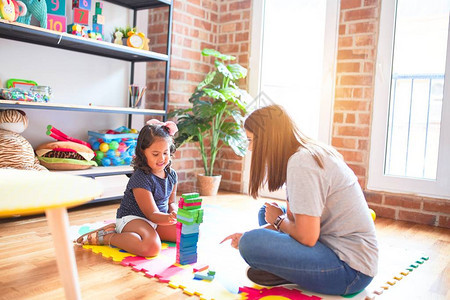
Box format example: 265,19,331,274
0,192,449,300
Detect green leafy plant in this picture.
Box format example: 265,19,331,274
112,26,136,39
169,48,249,176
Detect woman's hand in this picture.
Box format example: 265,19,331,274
220,233,243,249
264,202,284,225
168,211,177,224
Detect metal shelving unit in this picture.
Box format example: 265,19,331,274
0,0,173,200
0,19,169,62
0,99,166,115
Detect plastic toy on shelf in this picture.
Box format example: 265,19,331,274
88,126,138,166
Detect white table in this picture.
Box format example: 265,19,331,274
0,169,103,300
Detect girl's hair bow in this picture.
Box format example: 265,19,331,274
146,119,178,136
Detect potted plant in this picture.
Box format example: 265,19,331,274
169,48,249,196
112,26,136,45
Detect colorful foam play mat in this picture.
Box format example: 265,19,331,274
70,204,429,300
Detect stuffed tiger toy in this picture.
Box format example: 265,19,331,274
0,109,47,171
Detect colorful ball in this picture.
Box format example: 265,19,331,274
92,142,100,151
106,149,116,158
112,156,122,166
124,155,133,165
118,142,127,152
101,157,112,166
369,209,376,221
109,141,119,150
130,128,138,133
95,151,104,160
99,142,109,152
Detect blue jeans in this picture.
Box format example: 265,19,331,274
238,205,373,295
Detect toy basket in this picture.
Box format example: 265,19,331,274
88,126,138,166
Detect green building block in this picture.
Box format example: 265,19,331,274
184,197,202,204
177,215,194,225
182,193,200,199
196,209,204,223
95,2,103,14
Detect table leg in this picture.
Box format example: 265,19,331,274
46,207,82,300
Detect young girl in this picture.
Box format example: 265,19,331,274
221,105,378,295
76,119,179,257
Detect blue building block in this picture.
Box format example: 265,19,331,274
179,254,198,265
179,233,199,248
179,245,197,255
181,223,200,234
46,0,66,16
92,23,103,34
194,272,215,281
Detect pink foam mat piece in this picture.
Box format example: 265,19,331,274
155,264,192,283
121,256,174,276
161,246,177,258
239,286,322,300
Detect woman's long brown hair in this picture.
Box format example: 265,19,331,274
244,105,341,198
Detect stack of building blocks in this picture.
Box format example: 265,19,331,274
176,193,204,265
67,0,102,39
194,268,216,281
92,2,104,36
46,0,67,32
67,0,89,37
72,0,90,25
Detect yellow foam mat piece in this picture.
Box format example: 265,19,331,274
82,244,136,262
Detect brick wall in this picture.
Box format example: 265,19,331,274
145,0,250,193
215,0,251,193
335,0,449,228
334,0,378,190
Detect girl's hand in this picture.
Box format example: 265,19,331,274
168,211,177,224
220,233,243,249
264,202,284,225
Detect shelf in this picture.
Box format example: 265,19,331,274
0,19,169,62
1,0,172,204
52,165,133,177
0,100,166,115
103,0,171,10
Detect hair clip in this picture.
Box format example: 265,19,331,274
146,119,178,136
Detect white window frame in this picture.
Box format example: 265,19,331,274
368,0,450,199
243,0,339,197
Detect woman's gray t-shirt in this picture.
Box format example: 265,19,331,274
287,148,378,277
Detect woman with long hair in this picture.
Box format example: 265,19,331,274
222,105,378,296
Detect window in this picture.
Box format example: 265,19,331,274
245,0,339,197
369,0,450,199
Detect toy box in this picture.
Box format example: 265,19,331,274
88,126,138,166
